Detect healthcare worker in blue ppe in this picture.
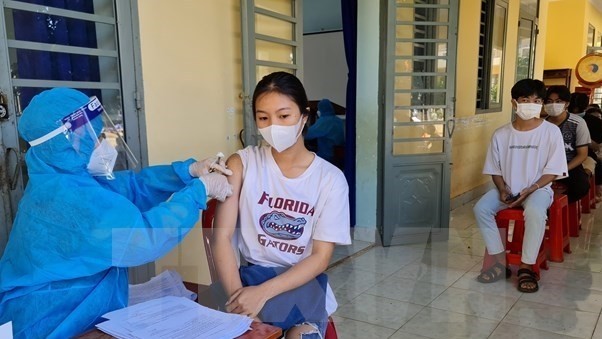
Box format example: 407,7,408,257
304,98,344,165
0,88,233,338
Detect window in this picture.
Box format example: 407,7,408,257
588,24,596,49
477,0,508,112
515,0,539,81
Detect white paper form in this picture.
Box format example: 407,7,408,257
96,296,252,339
0,321,13,339
128,270,197,306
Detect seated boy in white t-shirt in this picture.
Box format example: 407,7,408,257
473,79,567,293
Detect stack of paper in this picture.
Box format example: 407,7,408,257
96,296,252,339
128,270,197,306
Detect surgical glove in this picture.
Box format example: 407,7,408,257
189,154,233,177
199,173,233,202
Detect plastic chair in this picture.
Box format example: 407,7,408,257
201,200,339,339
545,194,570,262
482,207,548,279
568,200,581,237
581,174,595,213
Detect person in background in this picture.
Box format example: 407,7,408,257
474,79,567,293
305,98,345,167
545,86,591,203
568,92,590,117
212,72,351,338
0,88,233,338
584,106,602,200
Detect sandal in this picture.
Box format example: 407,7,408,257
517,268,539,293
477,262,511,283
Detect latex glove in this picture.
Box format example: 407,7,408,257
199,173,233,202
189,153,233,177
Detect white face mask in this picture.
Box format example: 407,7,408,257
544,103,566,117
258,116,305,152
87,138,118,177
515,103,542,120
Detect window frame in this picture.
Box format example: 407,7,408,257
476,0,508,113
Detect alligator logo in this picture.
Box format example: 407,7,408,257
259,211,306,240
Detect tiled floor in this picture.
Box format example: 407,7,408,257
328,199,602,339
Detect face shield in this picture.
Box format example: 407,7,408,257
27,96,138,179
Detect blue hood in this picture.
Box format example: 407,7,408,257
317,99,336,117
18,88,100,176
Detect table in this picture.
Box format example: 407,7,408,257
77,282,282,339
79,322,281,339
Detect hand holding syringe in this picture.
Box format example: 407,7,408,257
209,152,225,173
189,152,233,177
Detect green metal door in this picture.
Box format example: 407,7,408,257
241,0,303,146
380,0,458,246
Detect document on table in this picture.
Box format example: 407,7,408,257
96,296,253,339
128,270,197,306
0,321,12,339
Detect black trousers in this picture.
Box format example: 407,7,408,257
557,165,590,203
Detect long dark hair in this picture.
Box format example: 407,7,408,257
252,72,309,117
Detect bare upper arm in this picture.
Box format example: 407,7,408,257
212,153,243,241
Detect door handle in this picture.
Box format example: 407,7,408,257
6,148,20,190
446,118,456,138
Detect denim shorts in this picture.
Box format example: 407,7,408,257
285,321,326,339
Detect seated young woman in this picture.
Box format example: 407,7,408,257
211,71,351,338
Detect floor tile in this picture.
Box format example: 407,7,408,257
364,276,448,306
489,322,584,339
593,313,602,339
519,281,602,313
451,273,522,300
502,300,599,338
334,294,423,330
400,307,498,339
330,315,397,339
389,330,434,339
391,263,467,287
429,287,516,321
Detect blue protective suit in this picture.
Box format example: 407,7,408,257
304,99,345,163
0,88,208,338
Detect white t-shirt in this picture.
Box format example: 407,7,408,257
483,120,568,196
236,145,352,314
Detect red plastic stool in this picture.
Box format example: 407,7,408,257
545,194,570,262
568,200,581,237
482,208,548,279
590,174,596,210
581,175,595,213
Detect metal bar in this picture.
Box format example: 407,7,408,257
256,34,298,47
396,4,451,9
395,56,448,60
394,105,447,109
7,40,118,58
255,7,296,24
256,60,298,70
396,38,449,43
394,88,447,93
393,137,446,142
395,72,448,76
396,21,450,26
11,79,120,90
4,0,115,25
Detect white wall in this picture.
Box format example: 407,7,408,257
303,31,347,106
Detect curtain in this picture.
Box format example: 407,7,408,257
341,0,357,227
13,0,100,107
